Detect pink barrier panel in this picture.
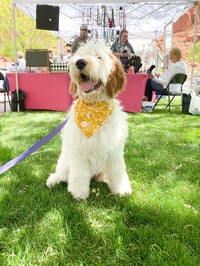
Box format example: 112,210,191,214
7,72,73,112
7,72,148,113
118,73,148,112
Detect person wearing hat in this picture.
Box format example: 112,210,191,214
71,25,88,54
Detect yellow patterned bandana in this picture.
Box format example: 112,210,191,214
74,99,114,137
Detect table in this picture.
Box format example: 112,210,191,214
118,73,148,112
7,72,73,112
7,72,148,112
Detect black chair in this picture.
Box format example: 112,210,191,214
153,73,187,112
0,72,11,112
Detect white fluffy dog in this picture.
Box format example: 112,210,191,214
46,41,132,200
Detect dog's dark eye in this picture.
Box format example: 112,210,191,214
97,56,102,60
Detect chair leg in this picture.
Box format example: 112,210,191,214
2,90,11,113
168,94,170,112
166,95,175,111
152,95,162,110
4,92,6,112
6,91,11,110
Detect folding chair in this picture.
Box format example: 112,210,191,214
0,72,11,113
153,73,187,112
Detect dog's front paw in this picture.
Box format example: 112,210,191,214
110,183,133,196
68,186,90,200
117,186,133,196
46,173,59,188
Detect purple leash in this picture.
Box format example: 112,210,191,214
0,117,68,175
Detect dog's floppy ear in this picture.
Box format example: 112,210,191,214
69,82,78,99
106,54,126,98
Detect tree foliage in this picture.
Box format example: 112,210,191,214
0,0,57,60
189,42,200,64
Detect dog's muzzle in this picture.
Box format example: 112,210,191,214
75,59,102,93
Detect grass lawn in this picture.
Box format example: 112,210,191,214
0,106,199,266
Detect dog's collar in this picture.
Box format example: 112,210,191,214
74,99,114,137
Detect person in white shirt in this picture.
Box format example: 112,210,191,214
144,47,187,101
63,43,71,64
16,51,26,72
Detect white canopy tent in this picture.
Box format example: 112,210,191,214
12,0,196,48
11,0,199,103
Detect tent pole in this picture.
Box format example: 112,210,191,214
12,2,20,112
190,0,199,90
164,21,173,57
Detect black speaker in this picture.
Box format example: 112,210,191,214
36,5,59,31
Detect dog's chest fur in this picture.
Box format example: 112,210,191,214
61,99,128,161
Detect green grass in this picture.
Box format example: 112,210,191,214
0,108,200,266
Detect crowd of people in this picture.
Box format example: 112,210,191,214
71,26,142,73
110,31,187,101
9,25,187,103
70,26,188,102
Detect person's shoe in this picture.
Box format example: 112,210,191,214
142,96,148,101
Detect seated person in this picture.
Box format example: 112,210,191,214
111,30,135,72
144,47,187,101
63,43,72,64
48,50,56,65
16,51,26,72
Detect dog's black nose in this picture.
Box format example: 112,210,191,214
76,59,87,70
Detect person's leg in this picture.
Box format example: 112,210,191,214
144,78,153,101
151,79,165,93
145,78,165,101
144,78,165,101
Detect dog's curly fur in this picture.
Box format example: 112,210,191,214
46,42,132,200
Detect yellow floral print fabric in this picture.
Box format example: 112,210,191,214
74,99,114,137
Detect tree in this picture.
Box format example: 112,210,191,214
0,0,57,60
189,42,200,64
